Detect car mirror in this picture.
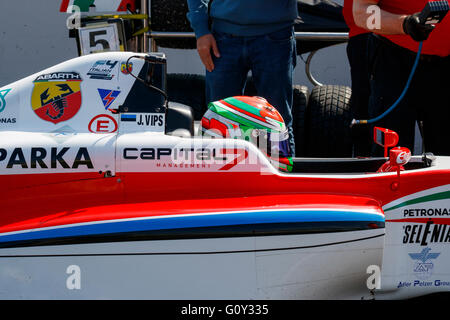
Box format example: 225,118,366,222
374,127,399,157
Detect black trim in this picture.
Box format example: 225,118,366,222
121,57,166,113
292,156,429,173
0,221,384,249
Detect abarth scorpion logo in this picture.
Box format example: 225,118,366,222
31,72,82,124
40,84,74,121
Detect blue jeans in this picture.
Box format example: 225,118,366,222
205,26,297,155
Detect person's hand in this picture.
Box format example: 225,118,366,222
403,13,435,42
196,34,220,72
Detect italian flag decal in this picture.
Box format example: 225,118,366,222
384,190,450,213
60,0,135,12
383,185,450,226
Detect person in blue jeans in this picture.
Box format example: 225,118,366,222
186,0,298,155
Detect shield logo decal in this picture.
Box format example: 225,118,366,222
31,72,82,124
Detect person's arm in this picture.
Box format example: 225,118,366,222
353,0,407,34
186,0,220,72
187,0,211,39
353,0,435,41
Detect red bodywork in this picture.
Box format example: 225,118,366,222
1,169,448,235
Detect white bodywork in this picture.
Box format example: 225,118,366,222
0,230,384,299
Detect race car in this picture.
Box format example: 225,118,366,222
0,51,449,299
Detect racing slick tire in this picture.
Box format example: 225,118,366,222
305,85,353,157
166,73,207,120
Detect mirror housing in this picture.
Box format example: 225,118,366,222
374,127,399,157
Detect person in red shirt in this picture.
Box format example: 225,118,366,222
352,0,449,156
343,0,372,156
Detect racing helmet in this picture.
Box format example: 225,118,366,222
200,96,293,172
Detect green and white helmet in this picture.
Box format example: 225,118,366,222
200,96,293,172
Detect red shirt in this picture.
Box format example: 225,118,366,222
343,0,369,37
378,0,450,57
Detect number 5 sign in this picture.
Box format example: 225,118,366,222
79,23,122,55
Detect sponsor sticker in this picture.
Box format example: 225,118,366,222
0,88,11,112
97,89,120,109
0,117,16,125
120,61,133,74
396,248,450,289
87,60,118,80
120,114,164,126
409,247,440,280
0,147,93,169
403,221,450,246
122,147,248,171
119,113,165,132
31,72,82,124
136,113,164,127
404,208,450,217
0,89,16,125
88,114,118,133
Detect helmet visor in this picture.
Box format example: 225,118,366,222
249,129,291,159
276,137,292,159
268,130,291,159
